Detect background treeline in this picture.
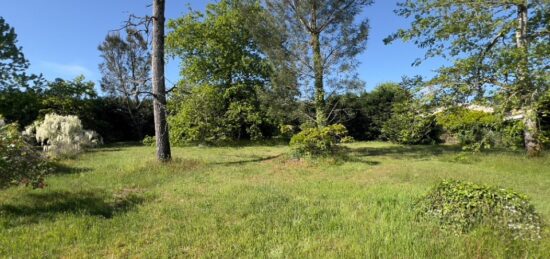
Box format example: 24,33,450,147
0,77,154,143
1,0,549,151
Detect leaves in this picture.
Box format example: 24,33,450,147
418,180,543,240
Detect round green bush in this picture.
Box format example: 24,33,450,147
142,135,155,147
289,124,348,157
418,180,543,240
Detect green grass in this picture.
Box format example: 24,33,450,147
0,142,549,258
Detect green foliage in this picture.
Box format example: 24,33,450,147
363,83,410,139
436,108,501,151
167,1,276,143
40,76,97,117
418,180,543,240
289,124,348,157
142,135,155,147
436,108,529,151
386,0,549,155
0,122,50,189
264,0,372,127
169,85,226,144
0,143,549,257
382,100,441,145
0,16,34,90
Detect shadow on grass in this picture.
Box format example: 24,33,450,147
352,144,461,159
0,190,145,227
50,162,93,175
213,154,284,165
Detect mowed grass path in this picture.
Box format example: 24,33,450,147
0,142,549,258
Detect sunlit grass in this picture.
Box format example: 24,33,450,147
0,142,549,257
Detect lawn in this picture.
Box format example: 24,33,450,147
0,142,549,258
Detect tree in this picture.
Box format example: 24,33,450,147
41,75,96,116
0,17,45,126
382,98,441,145
166,0,273,141
169,85,226,144
0,16,30,90
98,28,151,138
152,0,171,161
385,0,549,156
265,0,372,127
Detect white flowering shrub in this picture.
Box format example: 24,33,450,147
31,114,102,158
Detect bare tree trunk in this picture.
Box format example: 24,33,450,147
516,2,541,157
152,0,171,161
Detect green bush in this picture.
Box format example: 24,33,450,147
0,122,50,188
289,124,348,157
142,135,155,147
417,180,543,240
436,108,501,151
382,100,441,144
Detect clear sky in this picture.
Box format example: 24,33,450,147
1,0,446,92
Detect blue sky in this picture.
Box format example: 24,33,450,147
1,0,446,92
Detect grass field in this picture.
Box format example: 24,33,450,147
0,142,549,258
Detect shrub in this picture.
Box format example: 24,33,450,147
382,100,441,144
0,122,50,188
289,124,348,157
436,108,501,151
142,135,155,146
417,180,543,240
28,113,102,158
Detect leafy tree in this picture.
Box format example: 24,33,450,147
41,75,96,117
0,16,31,90
324,82,410,140
169,85,226,144
265,0,372,127
167,0,272,141
363,82,410,139
98,27,151,138
382,99,441,145
0,17,46,126
385,0,549,156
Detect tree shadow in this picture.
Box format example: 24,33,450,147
0,190,145,227
50,162,93,175
213,154,283,165
351,144,461,159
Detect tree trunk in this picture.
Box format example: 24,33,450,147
311,31,326,128
523,108,541,157
515,3,541,157
152,0,171,162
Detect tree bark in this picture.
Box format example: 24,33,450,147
152,0,171,161
515,2,541,157
310,1,326,128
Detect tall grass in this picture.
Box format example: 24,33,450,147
0,142,548,257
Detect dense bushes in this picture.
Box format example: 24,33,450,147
436,108,527,151
289,124,350,157
382,100,441,144
418,180,543,240
436,108,501,151
0,119,50,188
